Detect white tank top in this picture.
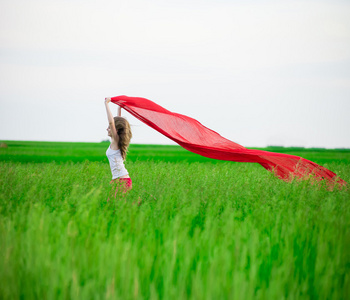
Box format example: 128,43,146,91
106,146,129,179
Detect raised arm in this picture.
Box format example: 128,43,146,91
105,97,118,140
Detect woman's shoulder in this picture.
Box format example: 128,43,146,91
108,146,120,151
109,140,119,151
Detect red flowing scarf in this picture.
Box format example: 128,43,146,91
111,95,346,188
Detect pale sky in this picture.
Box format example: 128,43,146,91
1,0,349,148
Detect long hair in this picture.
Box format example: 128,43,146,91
114,116,132,160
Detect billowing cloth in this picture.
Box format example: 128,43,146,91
111,95,346,187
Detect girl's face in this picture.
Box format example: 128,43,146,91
106,126,111,137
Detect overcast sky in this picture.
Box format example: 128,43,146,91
1,0,349,148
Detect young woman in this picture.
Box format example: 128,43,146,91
104,97,132,195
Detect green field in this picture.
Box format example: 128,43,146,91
1,141,349,299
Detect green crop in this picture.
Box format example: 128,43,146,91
0,141,349,299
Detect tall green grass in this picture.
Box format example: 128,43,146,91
0,142,349,299
1,140,350,164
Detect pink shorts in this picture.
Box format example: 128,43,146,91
110,178,132,194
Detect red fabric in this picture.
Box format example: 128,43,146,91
111,95,346,188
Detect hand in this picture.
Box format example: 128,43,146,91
105,97,111,104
